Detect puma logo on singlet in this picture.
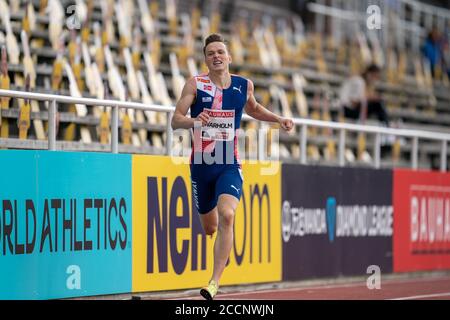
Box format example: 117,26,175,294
233,86,242,94
231,185,240,193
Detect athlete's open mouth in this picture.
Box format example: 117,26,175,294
213,60,223,66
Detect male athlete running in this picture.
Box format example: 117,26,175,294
171,33,293,300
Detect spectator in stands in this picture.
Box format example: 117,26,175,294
290,0,313,27
339,64,390,126
422,27,445,78
442,32,450,79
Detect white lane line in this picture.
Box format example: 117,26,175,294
165,277,450,300
204,277,450,299
390,292,450,300
166,283,368,300
167,297,253,300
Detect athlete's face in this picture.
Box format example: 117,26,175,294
204,42,231,72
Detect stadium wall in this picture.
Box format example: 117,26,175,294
0,150,281,299
0,150,449,299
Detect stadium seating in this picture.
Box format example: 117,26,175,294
0,0,449,170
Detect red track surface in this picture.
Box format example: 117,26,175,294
163,276,450,300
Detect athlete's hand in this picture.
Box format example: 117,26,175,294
194,111,210,127
278,117,294,132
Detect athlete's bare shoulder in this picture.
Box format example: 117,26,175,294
246,78,254,90
246,78,255,101
186,76,197,89
181,77,197,97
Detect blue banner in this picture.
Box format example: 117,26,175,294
0,150,132,299
282,164,393,280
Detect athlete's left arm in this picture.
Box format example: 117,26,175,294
244,79,294,131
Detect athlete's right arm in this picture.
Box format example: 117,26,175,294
171,77,209,130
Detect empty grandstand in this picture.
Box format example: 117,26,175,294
0,0,450,168
0,0,449,170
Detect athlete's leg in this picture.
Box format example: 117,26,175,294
211,193,239,284
199,207,218,236
209,167,243,284
191,168,218,236
200,167,242,299
199,195,235,300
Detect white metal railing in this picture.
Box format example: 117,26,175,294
0,89,449,171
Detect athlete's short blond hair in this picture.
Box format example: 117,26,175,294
203,33,228,55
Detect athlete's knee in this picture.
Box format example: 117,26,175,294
204,223,218,235
218,207,235,228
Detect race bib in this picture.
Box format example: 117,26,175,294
202,108,235,141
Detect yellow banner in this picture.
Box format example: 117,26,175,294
132,155,281,292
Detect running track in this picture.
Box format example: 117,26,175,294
153,275,450,300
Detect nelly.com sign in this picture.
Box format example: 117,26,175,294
282,165,393,280
132,155,281,292
0,150,132,299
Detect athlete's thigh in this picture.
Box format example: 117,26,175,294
191,175,217,214
215,166,243,203
198,207,218,234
